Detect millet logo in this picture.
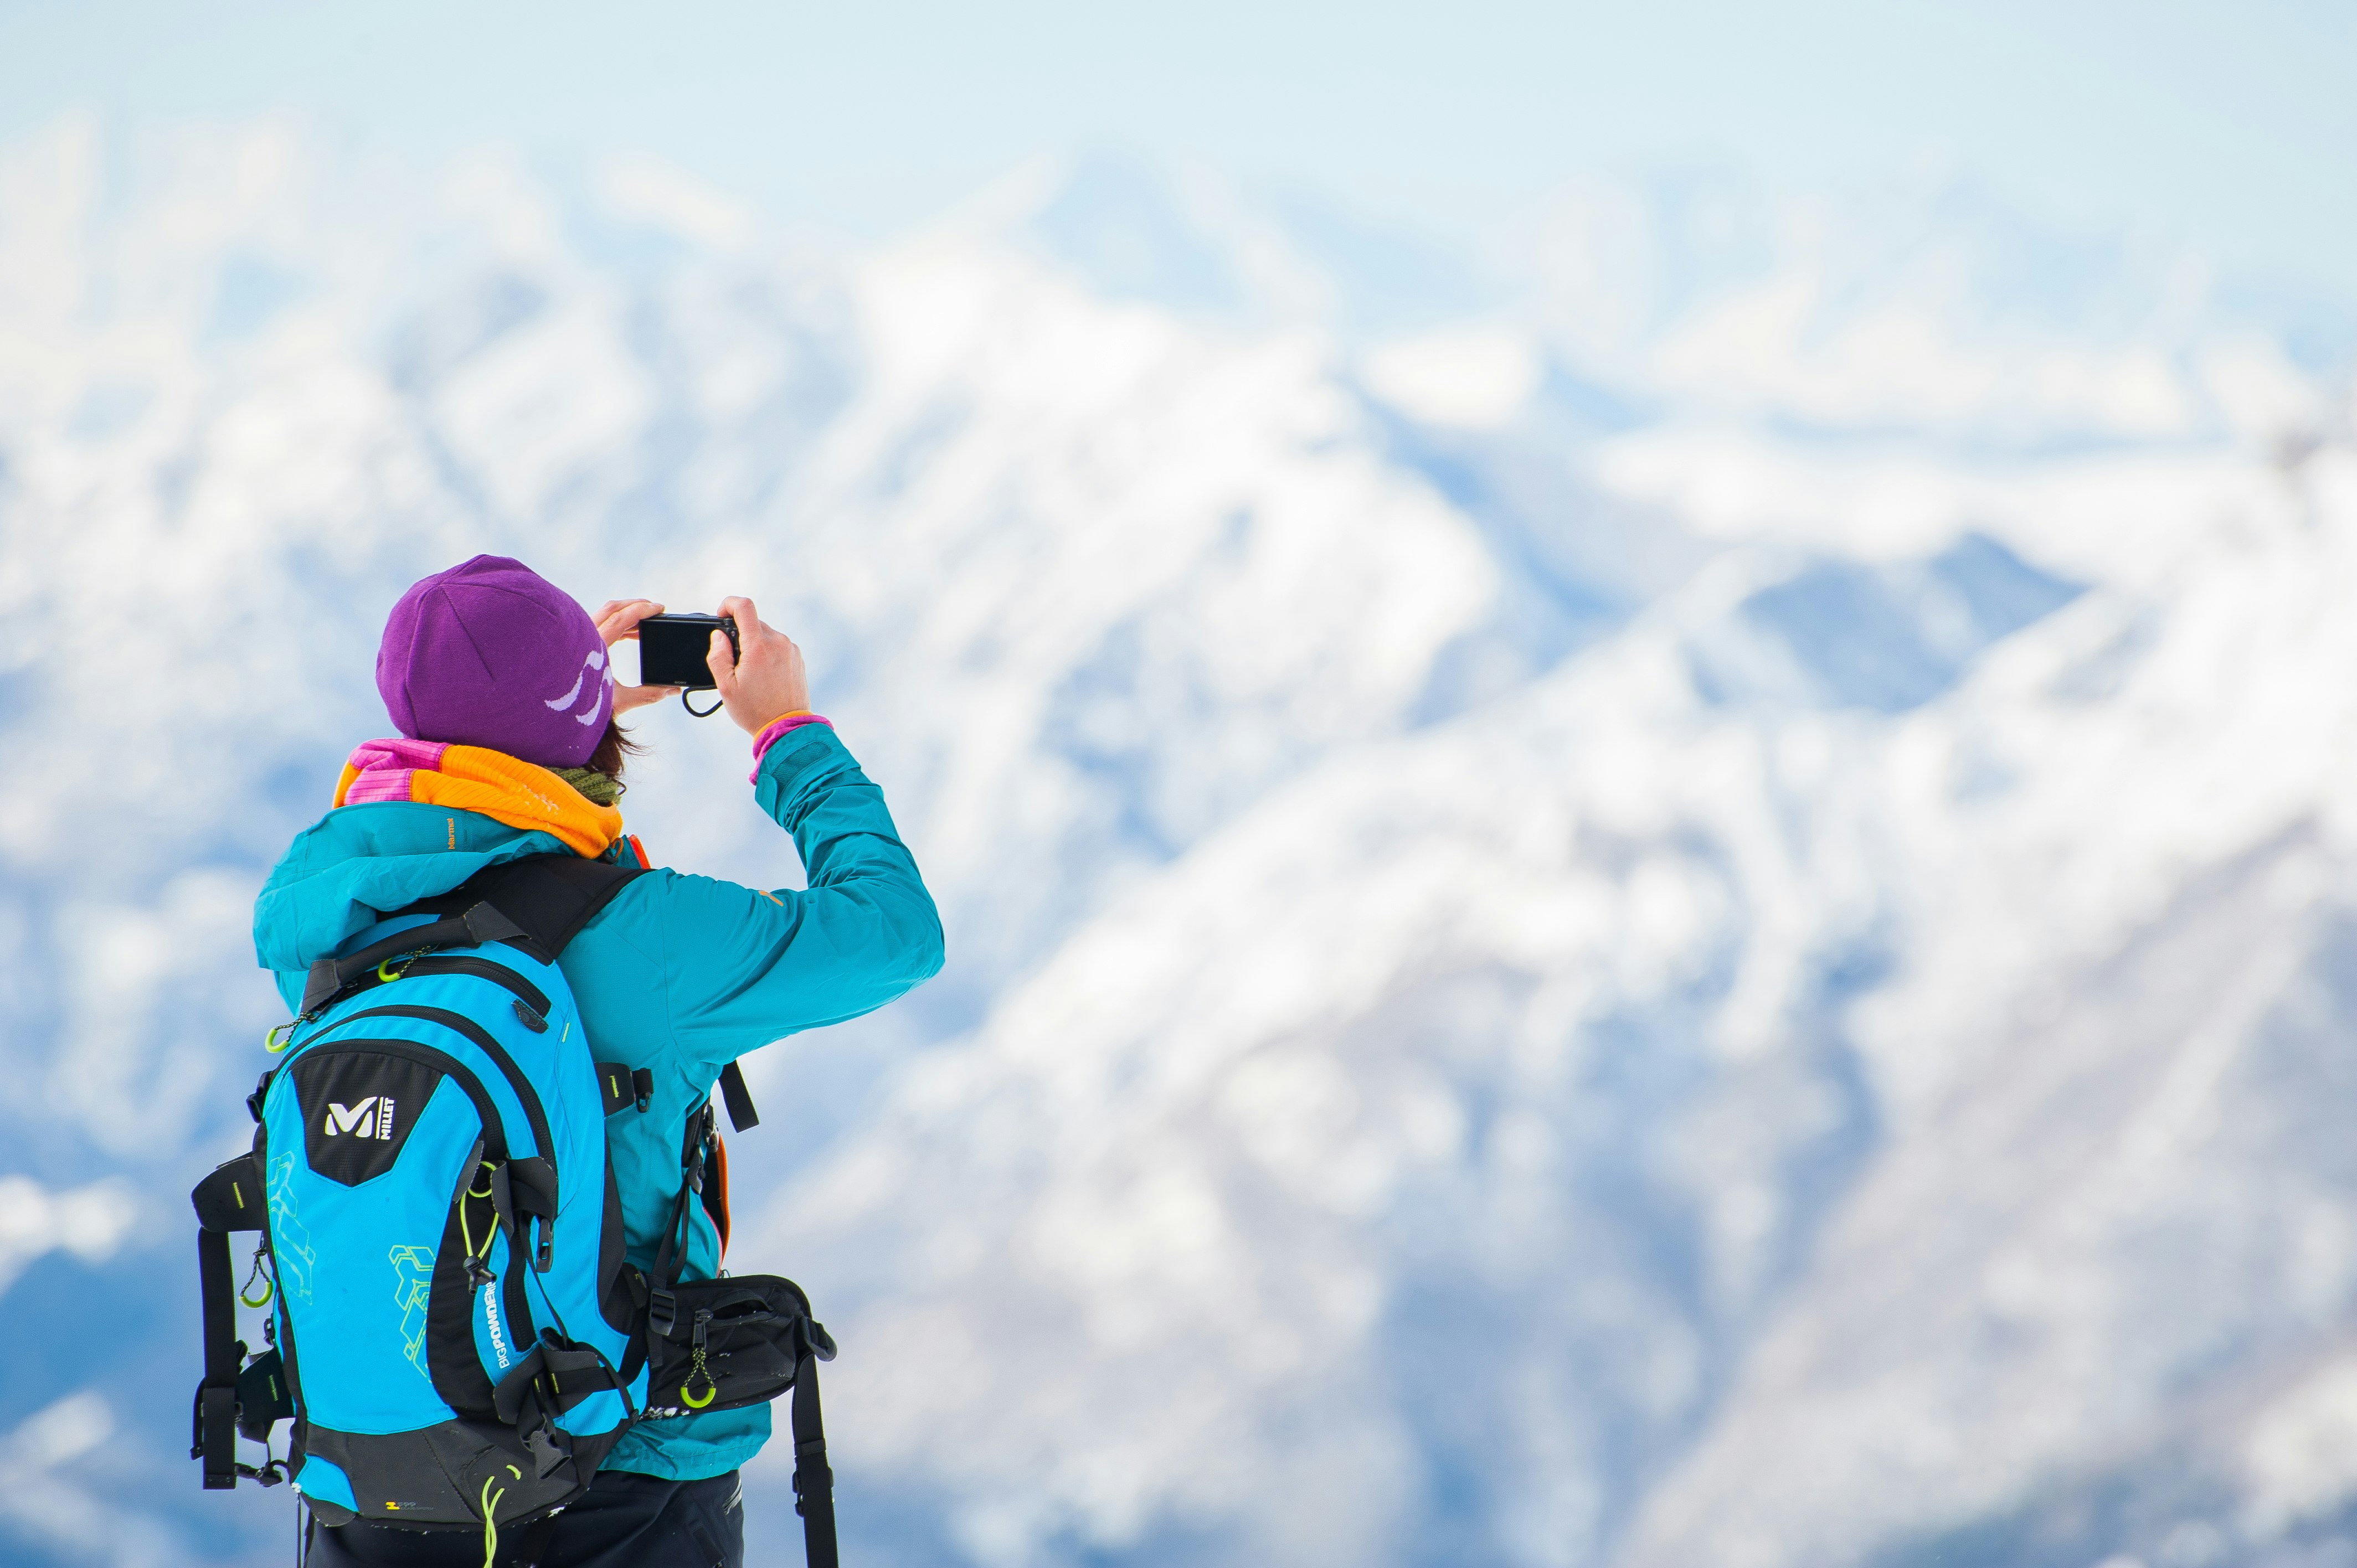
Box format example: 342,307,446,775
325,1097,396,1141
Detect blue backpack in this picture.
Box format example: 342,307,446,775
193,856,840,1565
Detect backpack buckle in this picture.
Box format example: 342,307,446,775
648,1290,677,1338
524,1417,573,1480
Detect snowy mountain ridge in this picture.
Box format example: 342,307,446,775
1,115,2354,1568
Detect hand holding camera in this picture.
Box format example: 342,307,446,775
629,598,809,733
594,599,685,715
704,596,810,734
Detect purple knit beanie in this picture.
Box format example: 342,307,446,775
376,555,611,768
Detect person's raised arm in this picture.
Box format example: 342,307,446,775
656,596,943,1067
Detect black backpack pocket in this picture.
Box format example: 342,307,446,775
640,1276,835,1420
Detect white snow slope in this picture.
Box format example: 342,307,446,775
1,121,2354,1568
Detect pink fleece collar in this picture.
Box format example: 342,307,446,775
340,737,451,804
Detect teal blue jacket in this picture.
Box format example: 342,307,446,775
250,721,943,1479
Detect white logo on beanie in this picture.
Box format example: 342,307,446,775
544,648,613,725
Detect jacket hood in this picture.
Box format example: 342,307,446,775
253,802,574,976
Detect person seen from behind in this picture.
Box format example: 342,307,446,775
253,556,943,1566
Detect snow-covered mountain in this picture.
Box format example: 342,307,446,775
1,116,2353,1568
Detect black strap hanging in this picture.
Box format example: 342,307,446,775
790,1347,838,1568
194,1229,243,1489
717,1060,759,1132
192,1154,267,1490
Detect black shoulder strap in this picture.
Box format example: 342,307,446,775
402,853,649,963
300,854,647,1024
300,901,527,1013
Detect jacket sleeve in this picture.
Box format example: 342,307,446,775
656,722,944,1068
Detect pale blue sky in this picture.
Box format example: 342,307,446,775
1,0,2351,298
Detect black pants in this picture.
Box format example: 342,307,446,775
304,1469,743,1568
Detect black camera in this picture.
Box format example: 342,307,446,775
636,613,739,692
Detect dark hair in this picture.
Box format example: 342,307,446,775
588,718,643,780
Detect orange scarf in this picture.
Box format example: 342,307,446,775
335,737,624,858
